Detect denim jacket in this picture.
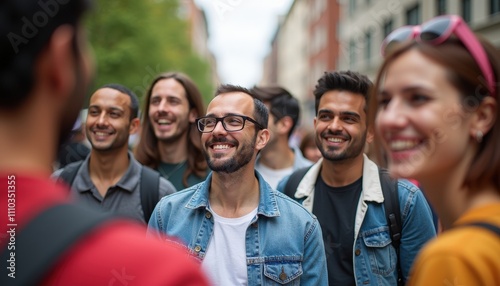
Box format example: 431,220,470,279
277,154,436,285
147,171,328,285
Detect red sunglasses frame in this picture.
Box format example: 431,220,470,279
382,15,495,96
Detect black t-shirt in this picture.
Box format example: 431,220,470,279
312,175,363,286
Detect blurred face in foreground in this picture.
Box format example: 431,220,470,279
375,49,475,181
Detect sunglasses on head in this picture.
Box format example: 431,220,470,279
381,15,495,96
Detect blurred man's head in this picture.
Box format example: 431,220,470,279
251,86,300,148
0,0,94,146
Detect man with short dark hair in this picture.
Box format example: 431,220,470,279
278,70,436,285
0,1,208,284
53,84,176,223
148,84,328,285
251,85,312,189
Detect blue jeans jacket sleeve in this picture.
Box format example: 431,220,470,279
398,180,436,279
146,203,163,239
301,217,328,285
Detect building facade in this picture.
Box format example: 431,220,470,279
338,0,500,79
263,0,500,129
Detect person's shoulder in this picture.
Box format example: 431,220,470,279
396,178,422,195
420,224,500,261
158,176,177,195
51,168,64,179
45,220,209,285
273,189,316,220
158,184,199,203
51,160,84,179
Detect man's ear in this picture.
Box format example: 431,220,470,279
129,118,141,135
255,129,270,151
366,125,374,144
188,108,198,123
469,96,497,140
276,116,294,135
37,25,77,102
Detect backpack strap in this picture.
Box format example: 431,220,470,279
140,166,160,223
58,160,84,186
0,204,111,286
462,222,500,235
379,168,403,286
283,166,312,198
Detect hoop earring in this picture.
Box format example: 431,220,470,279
476,130,483,143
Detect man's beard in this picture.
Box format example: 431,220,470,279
204,135,256,174
317,131,367,162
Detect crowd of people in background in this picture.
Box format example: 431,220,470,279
1,0,499,284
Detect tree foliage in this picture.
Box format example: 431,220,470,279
84,0,214,107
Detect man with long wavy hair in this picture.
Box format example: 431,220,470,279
134,72,208,190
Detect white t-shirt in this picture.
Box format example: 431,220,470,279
202,206,258,286
255,162,294,190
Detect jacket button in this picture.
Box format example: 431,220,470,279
355,249,361,256
279,271,287,281
251,222,258,228
194,245,202,252
205,212,212,219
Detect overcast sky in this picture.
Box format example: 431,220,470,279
194,0,294,87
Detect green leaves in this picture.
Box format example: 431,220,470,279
85,0,214,106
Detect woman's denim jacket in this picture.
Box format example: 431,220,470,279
147,171,328,285
277,154,436,285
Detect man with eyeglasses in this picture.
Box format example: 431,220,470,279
147,84,328,285
251,86,312,190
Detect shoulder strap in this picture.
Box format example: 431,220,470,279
0,204,110,286
140,166,160,223
463,222,500,236
283,166,311,198
379,167,403,285
58,160,84,186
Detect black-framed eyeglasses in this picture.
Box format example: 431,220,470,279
196,115,264,133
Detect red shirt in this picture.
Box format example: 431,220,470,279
0,174,209,285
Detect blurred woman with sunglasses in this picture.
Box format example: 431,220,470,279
369,15,500,285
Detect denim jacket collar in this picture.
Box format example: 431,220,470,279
294,154,384,212
185,171,281,218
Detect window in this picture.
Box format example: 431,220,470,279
365,30,372,62
491,0,500,15
383,18,394,39
406,4,421,25
462,0,472,22
349,0,356,16
349,40,356,68
437,0,447,15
